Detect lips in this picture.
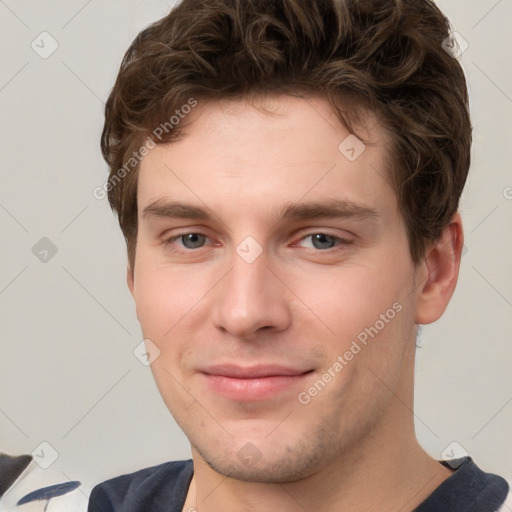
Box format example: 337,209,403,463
203,364,309,378
200,364,312,401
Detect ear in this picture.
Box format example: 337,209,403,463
127,264,135,298
415,212,464,325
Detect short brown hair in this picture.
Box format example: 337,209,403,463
101,0,471,269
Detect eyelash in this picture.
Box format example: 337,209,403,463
162,231,353,252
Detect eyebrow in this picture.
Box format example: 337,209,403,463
142,199,379,223
278,199,379,221
142,201,210,220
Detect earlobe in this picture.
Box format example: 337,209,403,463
415,212,464,325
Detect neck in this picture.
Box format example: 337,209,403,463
183,343,453,512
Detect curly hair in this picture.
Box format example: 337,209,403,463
100,0,472,269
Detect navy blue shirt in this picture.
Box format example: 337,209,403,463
88,457,509,512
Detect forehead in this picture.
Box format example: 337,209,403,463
137,94,395,219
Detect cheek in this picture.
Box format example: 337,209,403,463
287,259,411,346
133,266,197,409
134,273,169,337
133,259,204,335
132,260,219,382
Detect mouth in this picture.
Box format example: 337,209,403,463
200,364,314,401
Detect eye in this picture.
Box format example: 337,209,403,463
166,233,208,250
180,233,207,249
298,233,351,250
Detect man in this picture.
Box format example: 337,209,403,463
88,0,510,510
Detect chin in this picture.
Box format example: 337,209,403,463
206,457,315,483
195,437,325,483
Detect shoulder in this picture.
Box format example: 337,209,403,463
415,457,510,511
88,459,193,512
497,478,512,511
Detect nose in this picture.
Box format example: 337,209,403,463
211,244,292,339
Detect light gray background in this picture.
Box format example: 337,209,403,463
1,0,511,498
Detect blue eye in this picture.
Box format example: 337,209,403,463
310,233,337,249
163,231,351,254
179,233,207,249
299,233,349,250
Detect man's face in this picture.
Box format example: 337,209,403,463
130,95,422,482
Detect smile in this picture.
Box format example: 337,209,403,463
200,364,313,401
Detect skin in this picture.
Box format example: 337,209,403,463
127,94,463,512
